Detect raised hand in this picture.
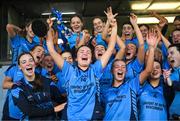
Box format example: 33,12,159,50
47,18,54,28
82,29,91,43
146,28,158,48
130,13,137,25
163,69,172,80
104,6,118,23
150,11,168,29
163,69,173,86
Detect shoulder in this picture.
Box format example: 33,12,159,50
5,64,17,72
36,73,51,84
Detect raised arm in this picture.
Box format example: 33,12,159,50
150,11,168,31
139,29,158,84
6,24,22,38
115,35,126,60
100,18,117,68
130,13,145,64
102,6,118,43
46,19,64,69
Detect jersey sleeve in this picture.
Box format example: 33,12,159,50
132,58,144,74
4,65,16,79
129,75,140,93
170,69,180,82
60,60,74,84
92,60,104,80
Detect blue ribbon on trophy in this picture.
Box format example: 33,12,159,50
51,8,71,50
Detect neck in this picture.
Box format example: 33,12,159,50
113,80,123,87
26,35,33,43
78,65,88,71
25,74,35,82
125,58,134,64
149,78,160,87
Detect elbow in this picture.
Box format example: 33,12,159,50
2,84,7,89
6,24,12,31
6,24,11,29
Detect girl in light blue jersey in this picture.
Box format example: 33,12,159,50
102,28,158,120
138,60,169,120
46,16,117,120
2,52,65,120
6,21,40,64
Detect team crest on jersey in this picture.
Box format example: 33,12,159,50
152,92,158,98
81,74,88,82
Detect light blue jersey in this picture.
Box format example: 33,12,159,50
67,32,83,49
125,37,139,47
5,64,23,82
18,37,39,56
99,61,113,96
95,33,107,48
10,35,22,64
126,58,144,80
138,82,167,120
169,67,180,118
60,60,103,120
102,75,140,120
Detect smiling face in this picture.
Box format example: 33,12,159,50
125,43,137,61
122,24,134,40
70,16,83,33
43,55,54,72
94,45,106,60
18,54,35,78
150,61,162,80
62,51,73,64
140,25,149,41
93,18,104,33
77,46,92,70
173,19,180,29
112,60,126,82
172,30,180,44
31,46,45,65
168,46,180,68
